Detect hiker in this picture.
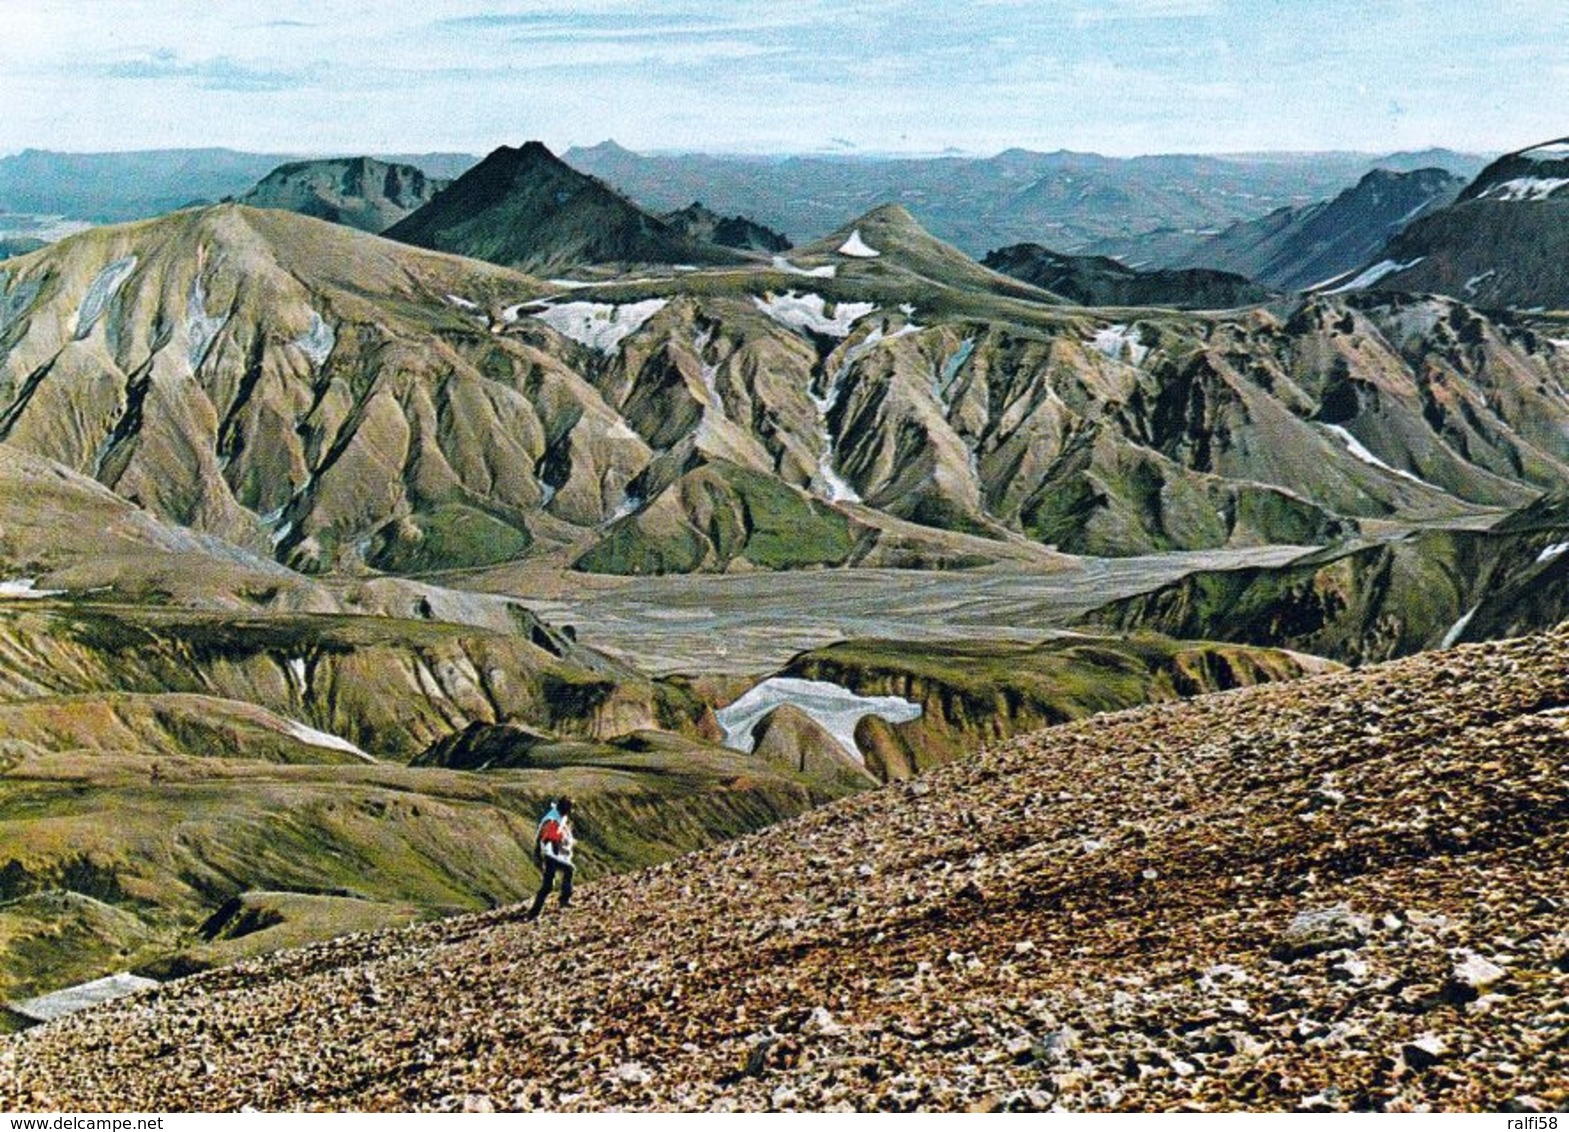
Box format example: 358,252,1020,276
525,797,574,920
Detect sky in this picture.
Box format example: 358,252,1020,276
1,0,1566,158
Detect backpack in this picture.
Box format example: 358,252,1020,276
534,804,561,867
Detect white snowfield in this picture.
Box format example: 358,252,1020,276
1321,424,1432,487
282,718,375,762
186,277,227,372
9,973,159,1025
1325,258,1425,294
714,677,922,765
295,311,336,367
837,230,882,258
1464,269,1497,296
1441,604,1480,649
1536,541,1569,564
530,299,668,354
771,256,837,279
1480,176,1569,202
752,291,876,338
1091,324,1149,366
74,256,137,338
0,578,65,598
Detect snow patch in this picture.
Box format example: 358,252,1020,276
941,337,975,387
530,299,668,354
185,276,227,372
445,293,480,310
1393,196,1437,227
607,493,644,523
837,229,881,258
9,973,159,1025
295,312,336,367
1321,424,1431,487
1441,604,1480,648
817,452,860,504
1481,176,1569,202
1463,269,1497,296
74,256,137,339
282,719,374,762
1325,258,1424,294
694,329,723,411
0,577,65,599
752,291,876,338
771,256,836,279
715,677,921,764
1091,324,1148,366
1536,541,1569,564
810,322,919,503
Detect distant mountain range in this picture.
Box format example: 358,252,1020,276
660,202,790,253
237,157,450,234
1092,167,1465,291
0,148,477,224
563,140,1488,256
0,144,1489,274
981,244,1275,309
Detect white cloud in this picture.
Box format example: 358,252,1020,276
0,1,1562,156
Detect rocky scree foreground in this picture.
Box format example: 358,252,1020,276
2,627,1567,1111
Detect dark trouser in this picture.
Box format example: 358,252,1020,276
528,857,573,918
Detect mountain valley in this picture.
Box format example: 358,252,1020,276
0,129,1566,1113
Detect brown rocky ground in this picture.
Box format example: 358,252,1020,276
2,627,1567,1112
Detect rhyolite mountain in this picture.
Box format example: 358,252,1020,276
660,202,790,253
564,140,1487,257
8,204,1569,578
384,143,750,274
782,203,1065,304
1350,139,1569,310
981,244,1275,309
237,157,450,234
1090,167,1464,291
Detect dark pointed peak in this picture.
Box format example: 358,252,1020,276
480,141,565,171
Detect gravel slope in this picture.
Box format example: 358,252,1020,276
3,629,1567,1112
